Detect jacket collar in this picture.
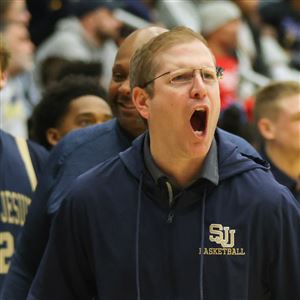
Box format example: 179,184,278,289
143,132,219,187
120,129,269,184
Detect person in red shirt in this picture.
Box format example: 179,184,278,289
199,1,242,111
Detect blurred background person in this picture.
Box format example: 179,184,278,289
260,0,300,71
233,0,270,78
0,39,9,89
38,56,70,90
234,0,299,83
35,0,123,90
254,80,300,202
198,1,242,111
197,0,256,144
38,57,103,91
198,0,299,146
0,22,37,138
0,0,31,26
30,75,112,150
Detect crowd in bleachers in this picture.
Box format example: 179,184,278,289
1,0,299,139
0,0,299,299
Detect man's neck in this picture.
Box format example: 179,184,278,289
266,144,300,180
150,144,206,188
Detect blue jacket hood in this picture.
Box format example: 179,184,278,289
119,128,269,184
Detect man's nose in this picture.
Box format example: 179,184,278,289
190,71,207,99
119,78,131,97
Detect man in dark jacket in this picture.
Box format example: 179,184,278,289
3,26,260,300
27,27,300,300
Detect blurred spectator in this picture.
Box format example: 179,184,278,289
0,22,38,138
56,60,102,82
233,0,270,77
1,23,34,77
156,0,200,31
235,0,299,84
0,0,31,26
198,1,242,111
0,37,10,86
254,80,300,202
35,0,122,89
0,38,10,89
260,0,300,70
39,57,103,90
39,56,70,89
26,0,68,46
30,75,112,149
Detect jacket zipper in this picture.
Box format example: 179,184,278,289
165,181,175,299
166,181,175,223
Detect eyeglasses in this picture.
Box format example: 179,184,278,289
142,66,224,88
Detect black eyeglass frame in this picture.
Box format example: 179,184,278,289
141,66,224,88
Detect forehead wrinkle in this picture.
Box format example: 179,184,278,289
153,41,215,75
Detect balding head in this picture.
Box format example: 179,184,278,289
108,26,167,138
116,26,168,60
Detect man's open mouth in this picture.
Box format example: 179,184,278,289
190,108,207,134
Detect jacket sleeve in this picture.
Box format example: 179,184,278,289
26,187,95,300
267,187,300,299
27,140,49,179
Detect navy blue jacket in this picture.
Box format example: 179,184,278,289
260,148,300,202
3,119,262,300
27,130,300,300
0,130,48,291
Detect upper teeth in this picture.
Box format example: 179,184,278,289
195,108,205,111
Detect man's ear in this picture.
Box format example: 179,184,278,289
132,87,150,120
46,128,61,147
257,118,276,141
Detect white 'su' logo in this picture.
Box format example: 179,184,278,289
209,224,236,248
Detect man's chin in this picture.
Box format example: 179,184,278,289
118,104,137,116
119,116,146,138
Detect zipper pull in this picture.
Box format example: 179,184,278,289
167,211,174,224
165,181,174,207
